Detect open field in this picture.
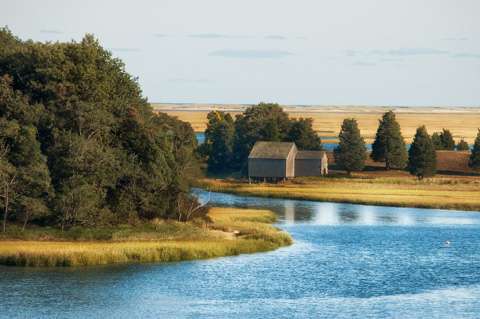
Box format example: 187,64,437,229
153,103,480,143
197,174,480,212
0,207,291,267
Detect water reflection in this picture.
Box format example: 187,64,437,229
194,189,480,226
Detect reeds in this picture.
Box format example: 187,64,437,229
0,207,292,267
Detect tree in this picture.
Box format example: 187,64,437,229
456,139,469,151
469,130,480,171
0,28,201,226
408,126,436,179
370,111,407,169
334,119,367,175
232,103,290,168
287,118,322,150
439,129,455,150
0,144,16,232
204,111,235,173
431,132,443,150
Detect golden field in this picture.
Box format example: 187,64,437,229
0,207,292,267
153,104,480,144
197,175,480,212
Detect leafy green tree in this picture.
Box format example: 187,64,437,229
334,119,367,175
203,111,235,172
408,126,437,179
370,111,407,169
469,130,480,171
456,139,469,151
232,103,290,167
287,118,322,150
439,129,455,150
431,132,443,150
0,28,200,226
0,143,17,232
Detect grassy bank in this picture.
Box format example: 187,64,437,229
197,175,480,211
0,208,292,267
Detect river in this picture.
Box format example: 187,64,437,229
1,189,480,318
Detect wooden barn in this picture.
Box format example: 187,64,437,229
248,141,297,181
295,151,323,176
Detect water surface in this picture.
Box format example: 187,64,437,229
1,190,480,319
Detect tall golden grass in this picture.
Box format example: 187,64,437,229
0,208,291,267
198,176,480,211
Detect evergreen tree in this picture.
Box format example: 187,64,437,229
334,119,367,175
370,111,407,169
469,129,480,171
439,129,455,150
431,132,443,150
408,126,437,179
456,139,469,151
287,118,322,150
204,111,235,173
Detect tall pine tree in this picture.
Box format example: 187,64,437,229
370,111,407,169
408,126,437,179
334,119,367,175
469,129,480,171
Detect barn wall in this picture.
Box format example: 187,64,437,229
248,158,286,178
285,146,297,178
295,159,322,176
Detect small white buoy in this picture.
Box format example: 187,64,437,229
445,240,451,246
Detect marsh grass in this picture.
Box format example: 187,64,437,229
198,176,480,211
0,208,291,267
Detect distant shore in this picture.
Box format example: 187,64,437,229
197,174,480,212
0,207,292,267
153,103,480,143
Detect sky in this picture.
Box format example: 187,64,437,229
2,0,480,106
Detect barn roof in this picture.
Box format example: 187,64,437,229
296,151,324,160
248,141,296,159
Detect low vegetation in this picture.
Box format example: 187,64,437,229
0,207,292,267
197,176,480,211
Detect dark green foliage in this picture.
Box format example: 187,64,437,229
439,129,455,150
432,129,456,150
232,103,290,168
334,119,367,174
408,126,437,179
201,103,323,172
456,139,469,151
287,118,322,150
469,130,480,170
203,111,235,173
370,111,407,169
0,28,199,230
431,132,443,150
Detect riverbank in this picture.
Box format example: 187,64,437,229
0,207,292,267
197,175,480,211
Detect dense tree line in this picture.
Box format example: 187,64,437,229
0,29,200,231
201,103,322,173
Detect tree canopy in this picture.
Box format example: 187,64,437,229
469,130,480,171
408,126,437,179
0,28,199,231
333,118,367,174
370,111,407,169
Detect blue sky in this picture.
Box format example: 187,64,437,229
3,0,480,106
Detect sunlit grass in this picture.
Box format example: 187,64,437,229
198,176,480,211
0,208,291,267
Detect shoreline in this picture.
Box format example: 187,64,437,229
196,176,480,212
0,207,292,267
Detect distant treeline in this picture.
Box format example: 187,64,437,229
198,103,322,172
0,28,202,232
201,105,480,179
